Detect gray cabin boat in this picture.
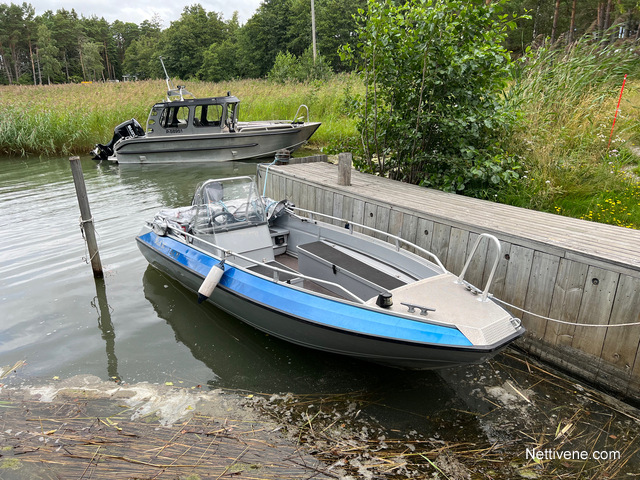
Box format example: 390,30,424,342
92,63,321,164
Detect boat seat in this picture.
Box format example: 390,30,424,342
297,241,406,291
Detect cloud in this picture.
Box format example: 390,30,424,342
29,0,260,25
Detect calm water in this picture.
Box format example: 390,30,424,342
0,156,451,409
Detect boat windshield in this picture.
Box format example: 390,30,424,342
191,177,266,234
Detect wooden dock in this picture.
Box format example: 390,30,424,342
259,158,640,402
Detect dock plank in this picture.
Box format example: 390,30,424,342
415,218,434,258
483,240,511,300
571,267,620,358
446,228,470,275
502,245,535,320
544,259,589,347
522,252,561,340
601,275,640,374
431,223,452,268
464,233,490,290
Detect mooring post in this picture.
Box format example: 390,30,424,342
69,156,103,278
338,152,352,186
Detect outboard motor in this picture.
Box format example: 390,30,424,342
91,118,145,160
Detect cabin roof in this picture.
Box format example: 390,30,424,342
153,96,240,108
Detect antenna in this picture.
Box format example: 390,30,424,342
159,56,178,100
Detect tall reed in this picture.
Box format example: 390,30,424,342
502,36,640,228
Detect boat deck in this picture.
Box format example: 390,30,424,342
273,254,348,299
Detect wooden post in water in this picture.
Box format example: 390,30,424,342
69,156,103,278
338,152,352,186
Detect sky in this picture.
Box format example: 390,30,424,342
28,0,262,26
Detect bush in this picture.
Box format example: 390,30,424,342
268,47,333,83
342,0,522,197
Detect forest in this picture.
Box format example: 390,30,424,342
1,0,639,85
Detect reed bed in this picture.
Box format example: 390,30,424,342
0,75,360,157
503,37,640,228
251,350,640,479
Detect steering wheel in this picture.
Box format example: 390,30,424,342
213,211,236,225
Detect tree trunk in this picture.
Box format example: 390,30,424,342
568,0,577,43
551,0,562,44
36,46,42,85
604,0,613,31
64,51,69,82
28,40,37,85
532,0,543,41
103,41,111,80
598,2,605,37
0,44,14,84
10,45,20,83
79,45,87,81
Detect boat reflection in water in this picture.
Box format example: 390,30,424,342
142,264,499,437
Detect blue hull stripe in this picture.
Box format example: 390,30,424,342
139,231,473,347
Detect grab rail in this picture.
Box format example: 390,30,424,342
286,207,447,274
164,225,367,304
292,104,309,123
455,233,501,303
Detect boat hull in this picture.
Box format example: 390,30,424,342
114,123,321,164
136,231,522,369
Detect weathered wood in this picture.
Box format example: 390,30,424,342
315,187,324,217
342,195,354,224
286,178,293,200
415,218,434,258
306,185,316,213
571,267,620,358
446,228,470,275
352,199,365,234
544,259,589,346
463,233,490,290
600,275,640,376
363,203,378,238
388,209,404,244
430,223,451,267
299,182,308,211
338,152,352,186
69,156,103,278
323,189,334,218
333,193,344,226
292,179,301,208
374,205,391,241
502,245,535,320
483,240,511,300
521,252,561,340
400,214,419,253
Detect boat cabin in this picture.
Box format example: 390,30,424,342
145,96,240,137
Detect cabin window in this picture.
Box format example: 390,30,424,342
193,105,222,127
159,106,190,129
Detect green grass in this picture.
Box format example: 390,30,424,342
0,75,360,157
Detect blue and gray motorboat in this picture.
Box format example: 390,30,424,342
136,176,524,369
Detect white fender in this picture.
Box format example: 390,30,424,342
197,260,225,304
